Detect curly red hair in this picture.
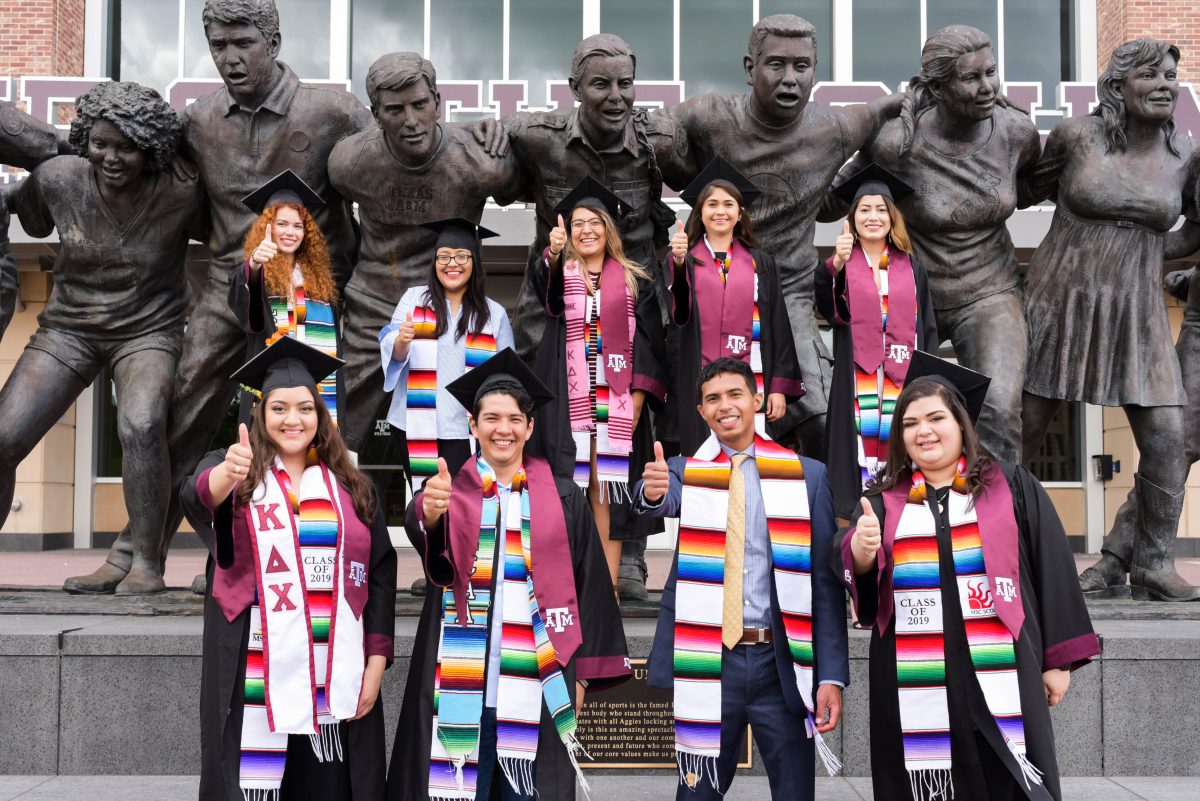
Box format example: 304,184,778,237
242,202,338,304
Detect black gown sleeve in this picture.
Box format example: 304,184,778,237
831,492,884,627
563,479,631,689
913,256,940,352
666,252,694,328
403,492,454,587
227,260,270,335
1009,465,1100,671
632,275,668,405
527,248,566,317
758,252,804,398
813,257,850,327
179,449,236,567
363,490,398,665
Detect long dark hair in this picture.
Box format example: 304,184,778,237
1093,38,1181,156
865,377,994,499
236,385,376,525
684,179,760,251
424,249,492,340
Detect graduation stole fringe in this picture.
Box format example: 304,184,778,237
428,459,587,801
239,454,364,801
268,278,338,424
563,263,636,502
400,303,498,494
673,434,840,792
893,460,1041,801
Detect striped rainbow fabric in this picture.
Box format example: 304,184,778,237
268,287,339,424
892,463,1040,801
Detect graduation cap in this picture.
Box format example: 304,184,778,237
831,162,915,207
553,175,631,221
679,156,762,209
241,169,326,214
420,217,500,263
446,348,555,415
230,336,344,395
904,350,991,424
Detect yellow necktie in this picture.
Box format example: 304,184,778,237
722,454,749,650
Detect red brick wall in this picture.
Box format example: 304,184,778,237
0,0,85,81
1097,0,1200,81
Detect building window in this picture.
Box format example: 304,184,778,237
429,0,504,87
116,0,180,91
851,0,921,85
600,0,674,83
510,0,583,108
349,0,424,104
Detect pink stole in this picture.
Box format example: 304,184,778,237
845,245,917,384
691,239,756,364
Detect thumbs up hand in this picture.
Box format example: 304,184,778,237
251,224,279,267
851,496,882,569
548,214,567,259
223,423,254,482
397,309,416,345
832,219,854,272
670,221,688,265
641,441,670,504
422,457,454,527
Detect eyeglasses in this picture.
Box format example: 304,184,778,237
570,218,605,232
435,253,473,266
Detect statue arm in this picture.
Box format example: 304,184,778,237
836,91,904,155
816,150,870,224
0,203,15,341
1165,220,1200,262
9,167,55,239
1022,118,1072,207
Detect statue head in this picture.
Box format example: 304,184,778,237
743,14,818,124
69,81,182,189
1095,38,1180,154
897,25,998,155
365,52,441,164
568,34,637,149
201,0,282,106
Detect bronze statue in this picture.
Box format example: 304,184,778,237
1023,39,1200,601
329,52,524,452
1,82,203,594
822,25,1041,464
0,99,72,339
661,14,902,457
63,0,374,594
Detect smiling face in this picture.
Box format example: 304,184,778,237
271,205,305,254
375,81,441,163
697,371,761,451
570,206,608,261
936,47,1000,123
204,19,279,105
852,194,892,245
87,119,148,191
572,54,635,146
700,187,741,239
1121,53,1178,124
262,385,319,458
435,247,474,293
900,394,964,476
746,34,816,123
469,392,533,474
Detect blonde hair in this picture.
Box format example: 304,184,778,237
562,204,650,299
849,195,913,255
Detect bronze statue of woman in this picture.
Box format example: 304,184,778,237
1022,39,1200,601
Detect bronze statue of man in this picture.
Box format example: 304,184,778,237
64,0,373,594
329,52,524,453
1,82,204,593
822,25,1041,464
660,14,902,458
0,99,72,338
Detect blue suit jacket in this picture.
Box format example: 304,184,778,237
636,454,849,714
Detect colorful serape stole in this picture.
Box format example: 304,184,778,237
565,269,636,502
239,454,362,801
892,461,1041,801
428,460,587,800
402,304,498,494
854,258,898,486
749,276,767,437
673,433,839,792
267,277,339,424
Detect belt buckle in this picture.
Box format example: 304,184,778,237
746,627,769,643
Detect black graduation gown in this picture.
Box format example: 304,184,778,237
834,463,1099,801
227,262,346,419
526,256,668,540
182,450,398,801
814,256,939,520
668,248,804,456
387,475,630,801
